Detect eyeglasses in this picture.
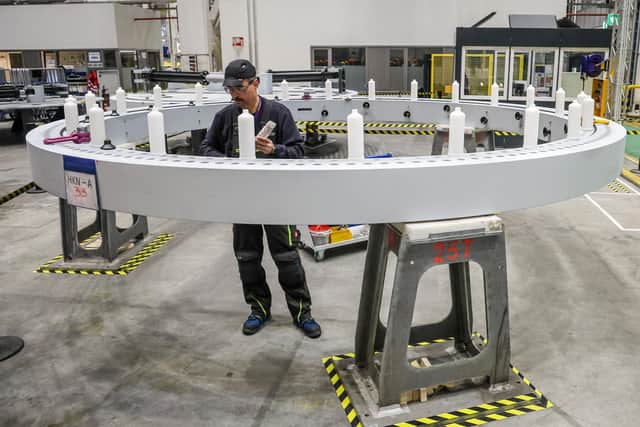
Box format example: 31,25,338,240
224,79,255,94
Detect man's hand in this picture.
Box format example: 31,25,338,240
256,136,276,155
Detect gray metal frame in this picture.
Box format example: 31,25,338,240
59,198,148,262
355,217,510,406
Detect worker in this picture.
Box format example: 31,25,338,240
200,59,321,338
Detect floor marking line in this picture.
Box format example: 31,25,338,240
585,194,625,231
590,192,636,196
617,177,640,195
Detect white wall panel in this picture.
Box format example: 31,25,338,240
114,4,162,50
176,0,209,54
220,0,251,65
220,0,567,71
0,4,117,50
0,4,160,51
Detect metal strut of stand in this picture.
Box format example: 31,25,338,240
59,198,149,262
354,216,510,407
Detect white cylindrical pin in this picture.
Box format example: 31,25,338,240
523,105,540,148
452,80,460,103
410,79,418,101
448,107,465,155
490,81,500,106
325,79,332,100
238,109,256,159
368,79,376,101
64,97,79,135
153,84,162,109
115,87,127,115
526,85,535,107
194,82,204,106
582,96,595,131
85,91,96,112
555,87,565,115
568,101,581,139
88,104,105,146
347,109,365,159
147,107,166,154
281,79,289,100
576,90,587,105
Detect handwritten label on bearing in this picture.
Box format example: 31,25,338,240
65,171,98,210
63,155,99,210
433,239,473,263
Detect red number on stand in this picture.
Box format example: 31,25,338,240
433,242,445,263
447,240,459,261
433,239,474,263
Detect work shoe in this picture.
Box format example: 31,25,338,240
242,313,270,335
295,317,322,339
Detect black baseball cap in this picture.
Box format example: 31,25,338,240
223,59,257,87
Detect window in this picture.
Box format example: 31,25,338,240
431,53,454,99
332,48,365,66
120,51,137,68
43,51,57,68
313,48,329,68
462,48,506,98
9,52,24,68
510,51,530,97
532,50,556,97
104,50,117,68
59,50,86,68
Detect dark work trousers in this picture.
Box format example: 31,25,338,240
233,224,312,323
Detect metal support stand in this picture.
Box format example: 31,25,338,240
431,125,478,155
59,198,149,262
354,216,511,407
0,336,24,361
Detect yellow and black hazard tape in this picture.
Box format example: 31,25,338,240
493,130,520,137
322,357,363,427
627,129,640,135
35,233,174,276
323,335,552,427
296,121,436,129
608,180,631,193
0,182,36,206
135,142,150,151
356,91,431,97
299,127,435,136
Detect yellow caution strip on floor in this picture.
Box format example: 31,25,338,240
296,121,436,129
627,130,640,135
356,91,430,97
323,335,552,427
608,180,631,193
322,357,364,427
35,233,174,276
299,127,435,136
622,169,640,187
0,182,36,206
493,131,520,137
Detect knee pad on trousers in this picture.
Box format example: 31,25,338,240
236,250,261,263
236,250,264,284
271,250,299,264
272,250,305,286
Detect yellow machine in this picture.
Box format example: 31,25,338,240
591,78,608,117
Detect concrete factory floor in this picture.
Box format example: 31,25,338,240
1,122,640,427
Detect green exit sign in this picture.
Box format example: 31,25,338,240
604,13,620,28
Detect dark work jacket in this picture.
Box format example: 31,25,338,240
199,96,304,159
